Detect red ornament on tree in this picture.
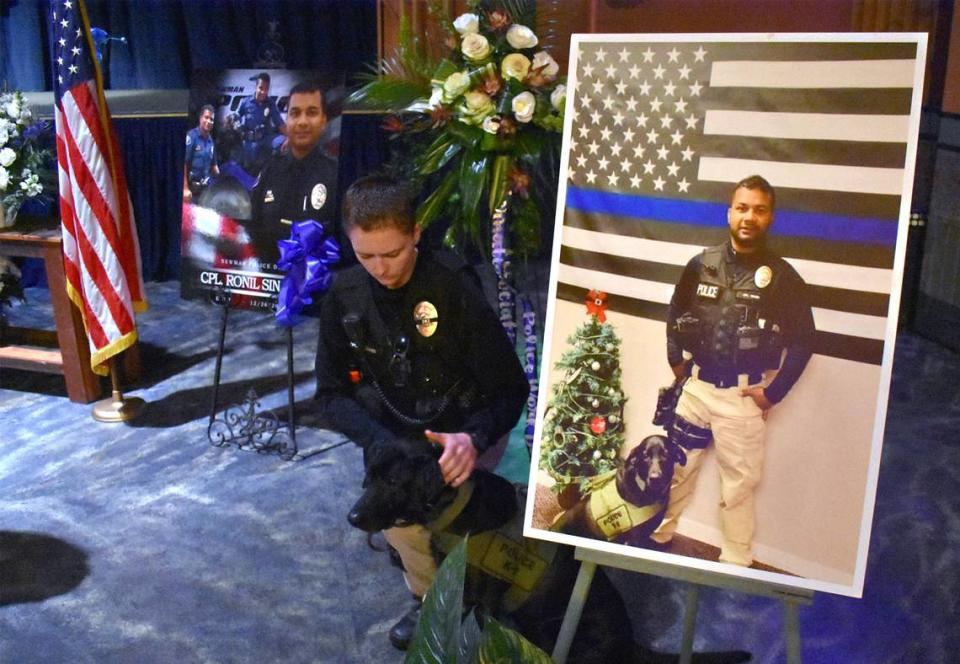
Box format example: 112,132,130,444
585,289,608,323
590,416,607,434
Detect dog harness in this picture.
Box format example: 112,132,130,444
427,482,556,613
586,470,666,540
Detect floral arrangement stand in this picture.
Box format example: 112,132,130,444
350,0,566,451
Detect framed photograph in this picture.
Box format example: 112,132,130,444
179,68,344,311
524,33,927,597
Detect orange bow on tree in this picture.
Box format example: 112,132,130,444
585,289,608,323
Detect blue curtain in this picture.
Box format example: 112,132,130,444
2,0,385,282
2,0,377,90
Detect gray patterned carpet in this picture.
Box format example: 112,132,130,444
1,281,958,663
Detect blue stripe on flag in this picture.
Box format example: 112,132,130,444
565,186,897,246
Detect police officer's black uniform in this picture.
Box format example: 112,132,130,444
248,144,339,270
651,240,815,565
314,247,528,453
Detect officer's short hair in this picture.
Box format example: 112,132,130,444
252,72,271,86
343,175,416,235
289,80,327,117
732,174,775,208
199,104,215,118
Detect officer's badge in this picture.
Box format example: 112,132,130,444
755,266,773,288
264,190,275,203
311,183,327,210
414,301,439,337
185,135,190,146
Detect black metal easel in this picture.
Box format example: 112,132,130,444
205,290,298,459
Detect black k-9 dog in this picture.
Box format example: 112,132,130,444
348,437,748,664
553,435,685,548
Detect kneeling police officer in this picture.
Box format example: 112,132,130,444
313,174,529,650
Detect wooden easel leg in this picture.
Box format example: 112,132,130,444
552,559,597,664
783,597,802,664
680,582,700,664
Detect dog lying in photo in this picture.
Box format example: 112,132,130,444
347,436,748,664
552,435,685,548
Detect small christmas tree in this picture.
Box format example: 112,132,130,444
541,290,627,492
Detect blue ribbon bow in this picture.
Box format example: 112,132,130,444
275,220,340,327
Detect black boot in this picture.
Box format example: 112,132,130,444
388,597,422,651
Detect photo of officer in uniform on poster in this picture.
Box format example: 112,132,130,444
525,33,927,599
179,69,344,312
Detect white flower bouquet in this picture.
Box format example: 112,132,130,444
347,0,566,256
0,90,54,227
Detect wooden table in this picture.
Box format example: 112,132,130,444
1,227,104,403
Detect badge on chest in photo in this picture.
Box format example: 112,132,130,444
754,265,773,289
310,183,327,210
414,301,439,338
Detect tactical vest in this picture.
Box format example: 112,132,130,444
332,253,481,429
680,245,783,371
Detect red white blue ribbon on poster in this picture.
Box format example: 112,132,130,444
275,220,340,327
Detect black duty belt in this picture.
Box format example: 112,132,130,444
694,365,763,388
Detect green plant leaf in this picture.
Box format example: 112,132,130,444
459,150,490,222
416,169,460,231
457,608,483,664
346,77,430,111
488,154,514,216
476,615,553,664
405,538,468,664
418,132,463,175
446,121,484,148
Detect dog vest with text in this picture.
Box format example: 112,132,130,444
588,471,665,540
428,483,557,613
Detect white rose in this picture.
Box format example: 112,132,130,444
0,167,9,191
461,33,492,61
442,71,471,103
482,115,501,135
453,13,479,35
458,91,494,125
511,91,536,123
501,53,531,82
0,127,7,148
550,84,567,111
5,102,20,120
0,147,16,168
531,51,559,80
506,24,538,49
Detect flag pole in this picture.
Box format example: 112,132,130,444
91,355,145,422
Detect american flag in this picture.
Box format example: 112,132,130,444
51,0,146,375
558,37,923,365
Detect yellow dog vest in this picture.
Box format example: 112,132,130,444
428,482,556,612
588,471,665,539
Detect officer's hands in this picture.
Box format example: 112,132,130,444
425,430,478,488
671,360,690,382
741,386,773,419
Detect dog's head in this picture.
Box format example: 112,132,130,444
347,437,451,533
617,435,674,505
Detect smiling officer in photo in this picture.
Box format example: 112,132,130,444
651,174,816,568
249,80,339,269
